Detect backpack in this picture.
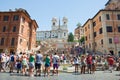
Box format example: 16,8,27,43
11,56,14,62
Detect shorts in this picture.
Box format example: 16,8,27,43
17,63,22,69
45,63,50,67
35,63,41,69
87,64,92,69
81,62,86,66
29,62,34,68
10,62,15,68
75,64,79,66
53,64,59,69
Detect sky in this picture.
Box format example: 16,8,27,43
0,0,108,33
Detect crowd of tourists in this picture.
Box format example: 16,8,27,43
72,53,120,74
0,48,120,77
0,51,60,77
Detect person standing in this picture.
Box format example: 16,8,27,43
29,52,35,77
86,54,92,74
21,52,28,75
44,54,50,77
9,51,16,73
16,52,22,73
35,51,43,76
73,56,79,73
81,55,86,74
92,56,96,74
107,55,114,73
52,52,60,75
1,52,6,72
0,53,2,72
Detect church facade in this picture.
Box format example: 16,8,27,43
36,17,68,41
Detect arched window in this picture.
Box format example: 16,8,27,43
53,22,55,26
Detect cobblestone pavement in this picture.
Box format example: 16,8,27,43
0,71,120,80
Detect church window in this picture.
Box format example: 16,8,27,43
64,22,66,24
53,22,55,25
64,33,66,36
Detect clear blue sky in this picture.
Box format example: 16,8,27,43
0,0,108,33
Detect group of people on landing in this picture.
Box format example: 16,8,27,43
0,50,120,77
72,53,118,74
0,51,60,77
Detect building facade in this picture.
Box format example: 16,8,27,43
36,17,68,41
74,23,84,41
83,0,120,56
0,8,38,53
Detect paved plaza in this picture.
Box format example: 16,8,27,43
0,71,120,80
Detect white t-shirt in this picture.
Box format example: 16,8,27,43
1,55,6,62
74,57,79,64
17,54,22,60
36,53,43,64
53,55,59,64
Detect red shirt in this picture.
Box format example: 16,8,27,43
108,57,114,65
86,55,92,64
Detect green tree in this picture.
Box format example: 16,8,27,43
76,22,81,27
68,32,74,42
79,36,85,43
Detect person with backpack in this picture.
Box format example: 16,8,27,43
35,51,43,76
9,51,16,73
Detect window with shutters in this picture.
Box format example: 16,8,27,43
11,38,15,46
13,26,16,32
13,15,19,21
106,14,110,20
106,26,112,32
3,15,9,21
0,38,4,46
2,26,6,32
